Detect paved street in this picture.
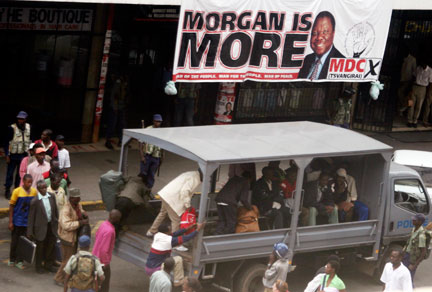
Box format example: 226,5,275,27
0,131,431,291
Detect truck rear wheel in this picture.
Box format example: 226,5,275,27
234,263,267,292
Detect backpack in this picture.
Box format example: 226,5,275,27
180,207,196,235
70,254,96,290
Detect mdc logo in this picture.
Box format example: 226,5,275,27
327,58,382,80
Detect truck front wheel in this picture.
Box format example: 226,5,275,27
234,263,267,292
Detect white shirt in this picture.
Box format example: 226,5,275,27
158,171,201,216
380,262,413,292
414,66,432,86
38,192,52,222
58,148,71,169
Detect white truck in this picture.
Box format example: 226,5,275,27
110,121,431,291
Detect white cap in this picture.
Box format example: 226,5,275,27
336,168,347,179
28,142,35,151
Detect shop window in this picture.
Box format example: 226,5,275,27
394,179,429,214
235,82,342,122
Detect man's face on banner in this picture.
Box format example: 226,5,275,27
311,16,335,57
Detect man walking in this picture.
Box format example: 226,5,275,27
64,235,105,292
147,170,202,251
92,209,122,292
402,214,428,284
380,249,413,292
8,174,36,269
55,188,88,286
139,114,163,189
149,257,175,292
27,148,50,188
27,180,58,273
4,111,31,199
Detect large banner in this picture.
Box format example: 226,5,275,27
173,0,392,82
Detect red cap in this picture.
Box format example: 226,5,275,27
35,148,46,154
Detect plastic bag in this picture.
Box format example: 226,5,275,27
369,81,384,100
164,81,177,95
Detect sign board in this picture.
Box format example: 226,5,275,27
173,0,393,82
0,7,93,31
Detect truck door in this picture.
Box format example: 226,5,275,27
388,178,431,236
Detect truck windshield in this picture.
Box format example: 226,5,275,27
394,179,430,215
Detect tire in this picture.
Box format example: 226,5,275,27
234,263,267,292
373,244,403,283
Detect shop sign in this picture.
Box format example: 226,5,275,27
173,0,392,82
0,7,93,31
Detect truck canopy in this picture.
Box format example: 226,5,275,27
122,121,392,165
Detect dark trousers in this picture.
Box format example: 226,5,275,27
268,207,291,229
139,155,160,188
35,223,56,271
100,265,111,292
403,252,417,286
106,108,126,141
174,98,195,126
9,225,26,262
5,153,26,191
215,204,237,234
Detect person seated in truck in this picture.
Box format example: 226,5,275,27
335,168,369,221
305,158,333,182
331,173,354,222
145,222,205,287
252,167,290,229
303,172,339,226
280,166,308,227
214,171,252,235
268,161,285,183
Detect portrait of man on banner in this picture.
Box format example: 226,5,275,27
298,11,345,80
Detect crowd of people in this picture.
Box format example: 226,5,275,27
5,111,121,292
5,110,430,292
210,158,370,235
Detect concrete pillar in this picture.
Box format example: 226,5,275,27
81,4,107,143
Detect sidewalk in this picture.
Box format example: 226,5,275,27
1,129,432,210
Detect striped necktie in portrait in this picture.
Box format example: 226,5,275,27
310,58,322,80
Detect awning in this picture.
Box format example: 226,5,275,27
14,0,432,10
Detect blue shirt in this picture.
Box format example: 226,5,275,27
38,192,52,222
307,46,333,79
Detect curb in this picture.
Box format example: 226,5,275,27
0,200,106,219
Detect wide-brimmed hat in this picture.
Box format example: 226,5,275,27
69,188,81,198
